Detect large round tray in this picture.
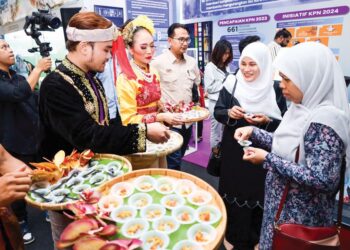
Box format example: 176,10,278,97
180,106,210,123
98,168,227,250
130,130,183,157
25,154,132,211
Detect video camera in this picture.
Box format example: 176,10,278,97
23,9,61,57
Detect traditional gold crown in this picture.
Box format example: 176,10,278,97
122,15,155,46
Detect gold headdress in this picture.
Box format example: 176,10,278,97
122,15,155,46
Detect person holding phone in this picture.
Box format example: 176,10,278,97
214,42,282,250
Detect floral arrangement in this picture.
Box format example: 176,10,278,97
122,15,155,46
57,189,141,250
30,149,94,184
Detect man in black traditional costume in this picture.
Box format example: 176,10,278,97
38,11,170,248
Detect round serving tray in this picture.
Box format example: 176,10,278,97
25,154,132,211
98,168,227,250
180,107,210,123
130,131,183,158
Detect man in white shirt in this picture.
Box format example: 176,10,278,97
267,28,292,62
152,23,201,170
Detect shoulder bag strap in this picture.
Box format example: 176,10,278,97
274,146,345,226
274,146,299,223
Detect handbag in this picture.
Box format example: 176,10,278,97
272,146,344,250
206,142,222,176
206,76,238,177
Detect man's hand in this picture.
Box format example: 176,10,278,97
0,167,31,207
146,122,171,143
36,57,52,72
242,147,268,165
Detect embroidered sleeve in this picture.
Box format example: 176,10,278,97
251,127,273,151
264,123,344,191
136,123,146,152
117,74,146,125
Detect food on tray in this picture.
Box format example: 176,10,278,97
111,182,134,198
31,149,94,184
179,211,191,222
188,191,212,206
128,193,152,209
199,211,211,222
127,224,144,235
121,218,149,238
162,100,195,113
110,205,137,223
160,194,185,210
98,195,123,212
173,240,203,250
156,177,175,194
146,236,164,249
187,224,216,245
195,231,208,243
172,206,196,224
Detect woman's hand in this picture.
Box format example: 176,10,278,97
228,106,245,119
157,113,183,126
244,113,271,125
234,126,254,141
242,147,268,165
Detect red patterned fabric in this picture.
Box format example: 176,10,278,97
136,75,161,107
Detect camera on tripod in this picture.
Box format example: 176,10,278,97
23,9,61,58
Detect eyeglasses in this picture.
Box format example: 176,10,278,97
172,37,191,44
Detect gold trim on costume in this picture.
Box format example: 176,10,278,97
137,123,146,152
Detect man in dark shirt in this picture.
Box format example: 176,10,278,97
0,39,51,245
39,12,170,249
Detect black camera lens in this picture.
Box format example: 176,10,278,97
41,14,61,29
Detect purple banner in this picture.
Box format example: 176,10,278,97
218,15,270,26
274,6,349,21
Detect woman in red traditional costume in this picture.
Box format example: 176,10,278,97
117,16,183,127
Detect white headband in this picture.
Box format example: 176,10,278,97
66,24,118,42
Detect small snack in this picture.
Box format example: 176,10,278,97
89,173,107,186
238,140,252,147
106,161,122,171
188,190,212,206
134,176,156,192
111,182,134,198
140,204,166,222
175,179,196,197
66,177,84,188
172,206,196,225
152,216,179,234
140,231,169,250
187,224,216,245
72,184,91,195
155,177,176,194
173,240,203,250
195,205,222,225
128,193,153,209
121,218,149,238
160,194,185,210
98,195,123,212
110,205,137,223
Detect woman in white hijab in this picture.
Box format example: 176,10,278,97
235,42,349,250
214,41,282,250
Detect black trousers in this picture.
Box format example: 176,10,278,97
225,200,263,250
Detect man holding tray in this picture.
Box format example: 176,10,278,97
38,11,170,249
